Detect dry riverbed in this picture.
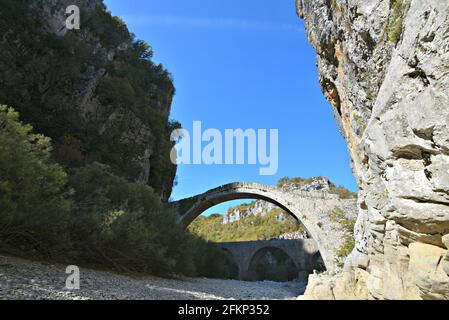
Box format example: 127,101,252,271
0,255,306,300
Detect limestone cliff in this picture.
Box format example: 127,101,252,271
0,0,177,200
297,0,449,299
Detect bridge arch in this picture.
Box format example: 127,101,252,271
174,184,300,227
171,182,357,272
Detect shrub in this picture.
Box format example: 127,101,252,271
0,105,71,255
68,162,194,275
0,2,231,279
96,76,136,107
53,133,86,168
330,207,356,268
0,0,177,200
329,184,358,199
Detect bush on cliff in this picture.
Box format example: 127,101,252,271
277,176,357,199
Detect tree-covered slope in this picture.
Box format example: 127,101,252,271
0,0,178,200
189,177,356,242
189,206,304,242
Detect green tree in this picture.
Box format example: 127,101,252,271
0,105,71,255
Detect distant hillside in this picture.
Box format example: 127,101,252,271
188,206,304,243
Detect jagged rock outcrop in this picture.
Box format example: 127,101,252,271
0,0,177,200
297,0,449,299
222,200,284,224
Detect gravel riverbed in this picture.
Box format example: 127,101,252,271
0,255,306,300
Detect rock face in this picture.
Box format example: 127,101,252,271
297,0,449,299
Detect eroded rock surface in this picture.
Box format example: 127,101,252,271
297,0,449,299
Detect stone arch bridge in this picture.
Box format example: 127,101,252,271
170,182,357,272
214,239,320,280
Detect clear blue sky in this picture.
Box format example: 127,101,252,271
104,0,358,215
